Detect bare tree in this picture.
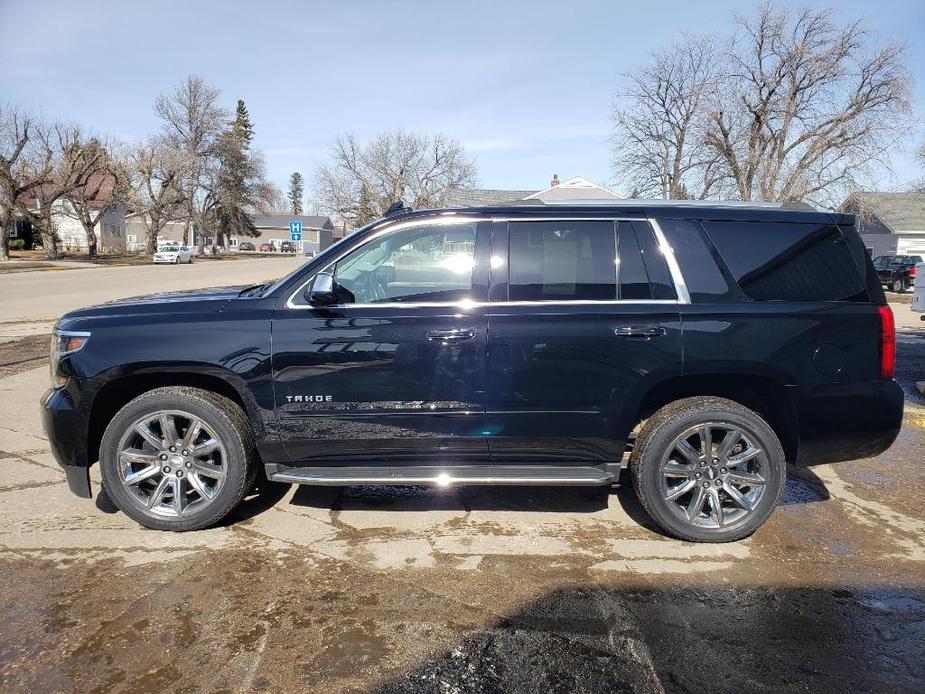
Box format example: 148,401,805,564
15,123,107,259
129,141,187,253
315,131,477,227
154,75,227,244
704,3,912,206
612,36,728,199
0,105,52,260
61,140,129,257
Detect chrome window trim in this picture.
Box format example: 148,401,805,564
648,217,691,304
285,215,691,309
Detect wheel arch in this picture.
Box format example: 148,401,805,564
86,366,264,465
634,373,799,464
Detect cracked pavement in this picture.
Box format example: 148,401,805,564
0,265,923,692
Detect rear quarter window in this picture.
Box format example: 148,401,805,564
702,221,869,303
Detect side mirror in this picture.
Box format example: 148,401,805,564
305,272,337,305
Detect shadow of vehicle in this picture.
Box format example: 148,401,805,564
371,584,925,694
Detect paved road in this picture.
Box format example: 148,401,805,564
0,256,304,325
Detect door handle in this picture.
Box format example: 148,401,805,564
427,328,476,343
613,326,667,338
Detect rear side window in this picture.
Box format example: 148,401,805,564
508,221,617,301
615,222,678,300
657,219,737,302
702,221,868,302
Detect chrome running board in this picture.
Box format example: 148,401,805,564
267,464,616,486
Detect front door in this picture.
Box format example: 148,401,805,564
485,218,683,463
272,218,490,464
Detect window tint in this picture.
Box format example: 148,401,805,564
658,219,737,302
616,222,651,300
632,222,677,300
508,221,616,301
703,221,868,302
333,223,476,304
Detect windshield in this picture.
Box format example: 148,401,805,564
159,246,179,252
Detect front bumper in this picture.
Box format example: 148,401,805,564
41,387,91,498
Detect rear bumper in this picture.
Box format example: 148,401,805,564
40,387,91,498
790,380,904,466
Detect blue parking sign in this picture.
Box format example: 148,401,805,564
289,220,302,241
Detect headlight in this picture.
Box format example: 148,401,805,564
50,329,90,389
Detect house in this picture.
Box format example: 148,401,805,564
839,192,925,258
15,175,127,251
124,215,194,251
444,175,619,207
233,214,335,254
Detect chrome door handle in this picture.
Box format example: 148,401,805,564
427,328,476,343
613,326,667,338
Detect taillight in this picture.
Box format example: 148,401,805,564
906,266,916,278
878,305,895,379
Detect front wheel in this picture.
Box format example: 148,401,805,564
630,397,786,542
99,387,257,531
893,277,905,293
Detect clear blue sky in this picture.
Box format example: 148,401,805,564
1,0,922,198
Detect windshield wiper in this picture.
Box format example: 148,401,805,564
237,282,271,297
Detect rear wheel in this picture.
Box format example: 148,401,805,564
893,277,905,293
630,397,786,542
99,387,257,531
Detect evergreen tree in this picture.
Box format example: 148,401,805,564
214,99,262,244
232,99,254,147
288,172,304,215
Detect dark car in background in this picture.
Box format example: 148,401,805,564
279,241,297,253
872,254,922,293
42,201,902,542
237,241,255,252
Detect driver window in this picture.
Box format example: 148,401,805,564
333,223,477,304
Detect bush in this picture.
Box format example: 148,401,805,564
9,239,25,251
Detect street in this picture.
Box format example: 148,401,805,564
0,262,923,693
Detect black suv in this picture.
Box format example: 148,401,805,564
42,202,903,542
872,254,921,293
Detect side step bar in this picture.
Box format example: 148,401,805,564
267,464,618,487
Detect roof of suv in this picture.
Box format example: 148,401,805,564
384,201,855,226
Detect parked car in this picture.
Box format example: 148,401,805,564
237,241,255,252
153,245,194,264
258,242,275,252
43,202,902,541
872,254,922,293
279,241,297,253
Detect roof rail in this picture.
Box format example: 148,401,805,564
384,200,412,217
535,198,817,211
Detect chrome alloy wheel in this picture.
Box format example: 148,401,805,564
116,410,227,518
658,422,768,529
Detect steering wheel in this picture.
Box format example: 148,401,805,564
363,268,389,302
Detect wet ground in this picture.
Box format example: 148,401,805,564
0,307,923,692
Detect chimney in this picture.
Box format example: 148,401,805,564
550,174,560,187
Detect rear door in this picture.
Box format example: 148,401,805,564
272,218,490,464
484,217,683,463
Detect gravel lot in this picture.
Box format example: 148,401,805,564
0,263,922,693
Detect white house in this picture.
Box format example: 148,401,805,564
839,192,925,257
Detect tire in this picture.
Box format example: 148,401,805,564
893,277,904,293
99,387,258,531
630,396,786,542
174,256,180,264
189,254,194,264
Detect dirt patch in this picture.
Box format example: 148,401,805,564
0,334,49,379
